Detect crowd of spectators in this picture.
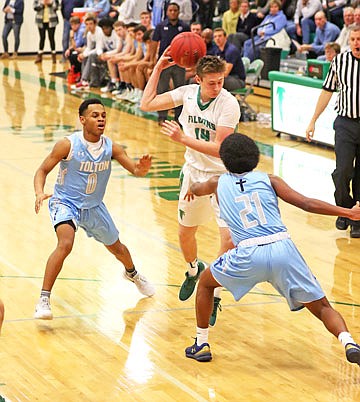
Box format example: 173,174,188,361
1,0,359,104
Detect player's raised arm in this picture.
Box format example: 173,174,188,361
140,47,176,112
34,138,70,214
269,174,360,221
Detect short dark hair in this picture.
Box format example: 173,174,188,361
167,2,180,11
143,29,154,42
219,133,260,173
98,18,114,29
196,55,226,77
134,24,147,33
79,98,104,116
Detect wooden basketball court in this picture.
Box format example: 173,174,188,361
1,58,360,402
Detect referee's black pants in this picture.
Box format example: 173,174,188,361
332,116,360,214
157,65,186,122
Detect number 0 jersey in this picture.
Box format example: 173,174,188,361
170,85,240,173
217,171,287,245
53,132,112,209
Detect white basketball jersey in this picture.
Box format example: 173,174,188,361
170,85,240,173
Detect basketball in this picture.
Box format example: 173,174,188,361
170,32,207,68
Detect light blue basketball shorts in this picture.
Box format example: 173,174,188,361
48,197,119,246
210,238,325,311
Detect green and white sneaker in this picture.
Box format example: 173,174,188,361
179,261,206,301
209,297,222,327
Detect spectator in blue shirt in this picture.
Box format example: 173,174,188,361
213,27,245,91
243,0,287,61
298,10,340,56
84,0,110,18
65,16,86,74
61,0,84,62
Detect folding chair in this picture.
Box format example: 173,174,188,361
241,56,251,73
231,59,264,118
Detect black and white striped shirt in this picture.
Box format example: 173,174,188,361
323,51,360,119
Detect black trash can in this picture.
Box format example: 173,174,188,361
260,47,282,80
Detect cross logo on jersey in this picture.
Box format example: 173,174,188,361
236,179,246,192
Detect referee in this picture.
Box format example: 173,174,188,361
306,24,360,238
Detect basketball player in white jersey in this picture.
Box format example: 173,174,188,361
33,98,155,320
141,52,240,323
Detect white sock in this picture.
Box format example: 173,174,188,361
214,286,222,298
196,327,209,346
188,258,198,276
338,331,355,346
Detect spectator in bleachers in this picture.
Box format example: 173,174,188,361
335,7,354,51
322,0,347,28
354,7,360,24
34,0,59,64
98,17,119,55
84,0,110,19
107,22,137,95
108,0,122,22
243,0,287,61
73,12,103,89
117,26,153,102
324,41,340,60
190,21,202,35
222,0,241,35
140,10,154,30
291,0,322,44
100,20,130,93
227,0,258,51
116,24,147,101
197,0,216,29
298,10,340,57
151,2,190,125
60,0,84,63
201,27,217,54
134,29,156,101
1,0,24,59
213,27,245,90
147,0,167,27
185,22,203,81
117,0,136,24
65,15,86,77
174,0,193,25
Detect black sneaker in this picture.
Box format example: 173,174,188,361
350,226,360,238
185,339,212,362
345,343,360,364
336,217,349,230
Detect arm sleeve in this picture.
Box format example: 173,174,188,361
169,86,187,107
217,97,241,127
322,58,338,92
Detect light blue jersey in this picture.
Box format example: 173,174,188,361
49,132,119,246
53,132,112,209
217,171,287,246
212,170,325,310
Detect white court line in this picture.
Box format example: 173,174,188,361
0,254,209,402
